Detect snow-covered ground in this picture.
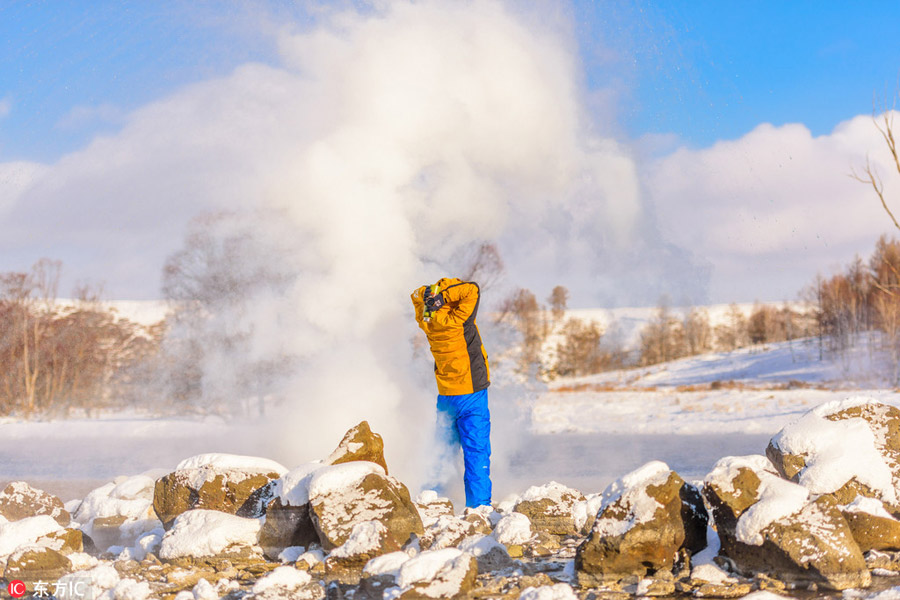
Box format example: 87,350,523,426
1,334,894,507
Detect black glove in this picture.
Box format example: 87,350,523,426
424,290,444,311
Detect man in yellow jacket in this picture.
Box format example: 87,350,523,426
411,278,491,507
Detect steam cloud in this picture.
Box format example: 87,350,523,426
0,1,707,495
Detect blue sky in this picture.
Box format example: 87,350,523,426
2,1,900,305
5,1,899,161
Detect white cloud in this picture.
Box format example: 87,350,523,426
0,96,11,120
647,114,900,302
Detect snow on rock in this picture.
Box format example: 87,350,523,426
704,454,870,590
117,527,164,562
421,515,480,550
0,514,63,557
518,583,578,600
176,453,288,485
308,461,423,551
767,398,898,505
250,565,323,600
414,490,454,528
325,421,388,474
273,463,322,506
576,461,707,584
296,548,326,570
331,520,390,558
592,461,672,538
363,550,413,578
573,494,603,535
158,509,262,560
307,461,385,499
513,481,585,536
492,512,533,545
278,545,306,563
458,534,511,573
839,496,900,552
72,474,161,552
155,454,285,529
395,548,478,599
0,481,70,526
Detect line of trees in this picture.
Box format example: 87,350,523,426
807,235,900,370
0,259,162,417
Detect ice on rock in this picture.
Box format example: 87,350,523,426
0,514,62,557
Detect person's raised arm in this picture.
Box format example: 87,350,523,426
431,282,479,328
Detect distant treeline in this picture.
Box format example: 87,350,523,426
493,286,816,380
0,259,161,416
809,235,900,365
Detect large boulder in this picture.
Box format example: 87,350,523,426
0,481,69,526
259,463,322,560
575,461,707,584
158,509,264,561
766,398,900,513
73,474,162,552
513,481,585,536
153,454,287,529
307,462,423,551
326,421,389,473
704,454,870,590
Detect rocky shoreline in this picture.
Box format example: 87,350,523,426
2,400,900,600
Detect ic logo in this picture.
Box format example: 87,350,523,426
7,580,26,598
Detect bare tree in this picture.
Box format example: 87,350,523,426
548,285,569,323
852,106,900,230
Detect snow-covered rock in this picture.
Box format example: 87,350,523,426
575,461,707,584
0,514,63,558
325,420,389,473
158,509,263,560
459,534,512,573
492,512,533,546
0,481,70,526
767,398,900,511
325,520,401,584
420,514,480,550
153,453,286,529
704,454,869,590
72,474,160,552
249,565,325,600
393,548,478,599
513,481,585,536
307,461,423,551
414,490,454,528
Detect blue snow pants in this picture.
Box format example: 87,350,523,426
437,388,491,508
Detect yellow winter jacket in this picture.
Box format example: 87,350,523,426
411,278,490,396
